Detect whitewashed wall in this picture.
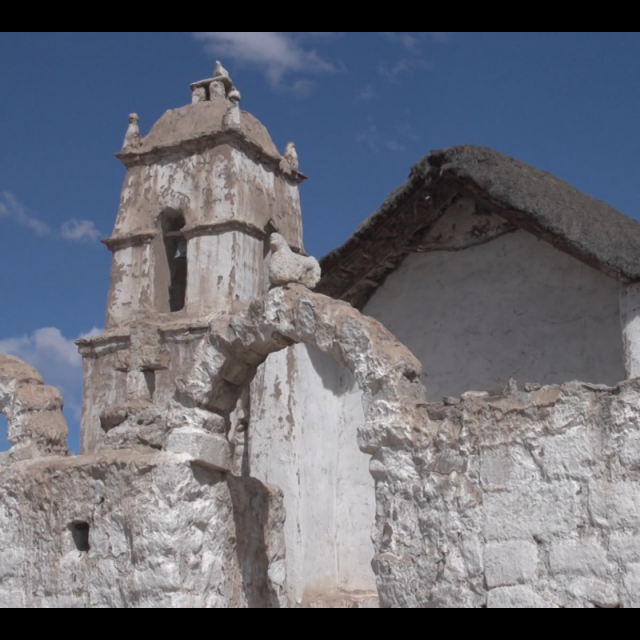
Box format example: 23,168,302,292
186,233,264,315
249,344,376,605
364,230,626,401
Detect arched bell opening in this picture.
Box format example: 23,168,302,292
158,210,187,313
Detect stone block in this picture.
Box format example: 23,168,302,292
0,591,24,608
487,586,553,609
550,540,611,578
484,541,538,588
166,429,232,473
11,384,63,414
484,482,578,541
567,578,620,609
16,411,68,448
620,432,640,471
623,564,640,608
0,549,24,578
589,481,640,529
539,427,596,480
480,445,540,492
609,533,640,565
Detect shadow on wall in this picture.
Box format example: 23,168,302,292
307,346,360,396
228,476,284,608
0,414,8,452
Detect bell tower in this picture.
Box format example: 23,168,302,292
77,65,307,454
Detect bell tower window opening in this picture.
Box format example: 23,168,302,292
160,211,187,313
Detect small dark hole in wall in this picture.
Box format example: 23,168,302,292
70,522,91,553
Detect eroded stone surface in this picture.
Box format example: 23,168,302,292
369,380,640,608
0,354,68,459
0,451,287,608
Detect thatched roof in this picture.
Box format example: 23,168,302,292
318,146,640,308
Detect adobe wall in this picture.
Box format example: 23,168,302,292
364,227,626,401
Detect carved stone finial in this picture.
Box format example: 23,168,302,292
214,61,234,92
269,233,321,290
283,142,299,172
122,113,141,151
214,60,229,77
228,88,242,104
222,100,241,131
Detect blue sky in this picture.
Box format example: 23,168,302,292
2,31,640,452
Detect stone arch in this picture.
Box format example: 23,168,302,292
0,354,69,460
176,284,428,602
178,285,426,452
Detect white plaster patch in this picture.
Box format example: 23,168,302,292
364,230,625,400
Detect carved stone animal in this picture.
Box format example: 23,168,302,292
269,233,321,289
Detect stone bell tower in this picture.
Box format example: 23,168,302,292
77,65,307,454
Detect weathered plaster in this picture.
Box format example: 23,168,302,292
105,243,154,329
186,232,264,315
364,229,626,400
249,345,375,605
105,144,303,328
111,143,302,245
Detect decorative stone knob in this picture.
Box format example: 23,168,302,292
122,113,141,151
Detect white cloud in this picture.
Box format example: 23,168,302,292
382,32,453,48
429,32,453,42
0,328,85,375
356,125,406,153
382,32,422,50
193,32,338,84
378,32,451,82
60,219,102,243
0,192,100,243
0,191,50,237
357,85,375,102
379,58,435,81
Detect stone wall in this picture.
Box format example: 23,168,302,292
79,327,212,455
0,451,287,609
364,228,626,401
371,379,640,608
